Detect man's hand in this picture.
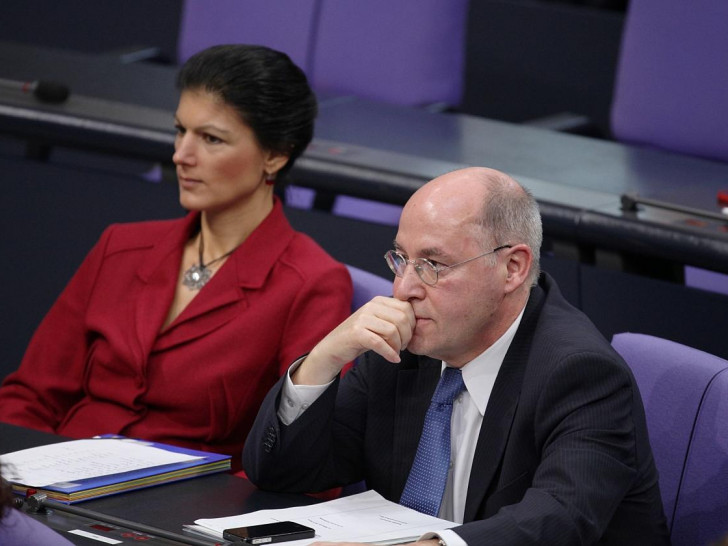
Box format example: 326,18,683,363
292,296,416,385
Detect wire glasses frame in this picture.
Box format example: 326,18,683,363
384,245,512,286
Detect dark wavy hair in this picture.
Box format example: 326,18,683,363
177,44,317,180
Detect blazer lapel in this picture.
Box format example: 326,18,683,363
463,285,546,522
153,267,245,351
132,213,196,361
155,198,296,351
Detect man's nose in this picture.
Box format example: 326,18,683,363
393,263,426,301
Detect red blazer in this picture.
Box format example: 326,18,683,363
0,200,352,467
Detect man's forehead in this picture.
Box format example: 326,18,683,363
393,239,450,259
399,197,482,230
395,219,482,258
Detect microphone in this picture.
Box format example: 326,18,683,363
0,77,70,104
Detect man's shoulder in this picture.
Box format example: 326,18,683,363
534,273,610,344
523,272,623,369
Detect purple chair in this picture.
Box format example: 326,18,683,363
345,264,392,311
311,0,468,108
611,332,728,546
683,266,728,297
177,0,468,109
177,0,318,70
611,0,728,163
332,197,402,226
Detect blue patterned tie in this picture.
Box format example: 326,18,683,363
400,367,466,516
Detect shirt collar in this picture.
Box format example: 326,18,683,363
443,304,527,416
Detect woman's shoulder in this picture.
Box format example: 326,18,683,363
284,231,349,275
105,215,187,238
288,231,343,267
101,215,189,251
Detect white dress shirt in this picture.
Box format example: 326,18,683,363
278,307,525,546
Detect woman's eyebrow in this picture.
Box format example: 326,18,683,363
173,116,232,135
193,123,232,135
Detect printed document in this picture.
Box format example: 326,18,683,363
192,489,455,545
0,438,201,487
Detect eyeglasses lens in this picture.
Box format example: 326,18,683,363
385,251,439,286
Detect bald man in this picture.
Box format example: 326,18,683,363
244,168,669,546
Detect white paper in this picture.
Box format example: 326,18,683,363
194,490,455,545
68,529,123,544
0,438,202,487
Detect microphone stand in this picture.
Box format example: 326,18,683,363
22,492,226,546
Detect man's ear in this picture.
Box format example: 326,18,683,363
503,244,533,293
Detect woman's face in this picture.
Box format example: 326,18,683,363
173,89,287,214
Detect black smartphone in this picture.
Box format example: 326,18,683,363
222,521,316,544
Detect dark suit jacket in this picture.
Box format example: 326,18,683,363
244,273,670,545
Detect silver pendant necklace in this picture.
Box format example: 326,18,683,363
182,230,236,291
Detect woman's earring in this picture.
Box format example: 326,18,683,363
264,173,275,185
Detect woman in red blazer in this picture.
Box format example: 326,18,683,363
0,45,352,469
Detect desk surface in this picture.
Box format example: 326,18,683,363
0,423,317,545
1,41,728,272
0,42,179,110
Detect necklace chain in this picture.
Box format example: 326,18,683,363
182,230,236,291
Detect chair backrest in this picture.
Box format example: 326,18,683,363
310,0,468,107
176,0,468,108
346,265,392,311
610,0,728,162
177,0,318,71
332,197,402,227
611,332,728,546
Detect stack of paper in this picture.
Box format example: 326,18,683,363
0,436,231,503
188,490,455,545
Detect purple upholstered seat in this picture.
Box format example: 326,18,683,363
683,266,728,297
177,0,468,109
611,332,728,546
345,264,392,311
177,0,318,70
332,197,402,226
311,0,468,108
611,0,728,163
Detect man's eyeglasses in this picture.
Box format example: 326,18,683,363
384,245,512,286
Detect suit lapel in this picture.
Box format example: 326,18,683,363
463,285,546,522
